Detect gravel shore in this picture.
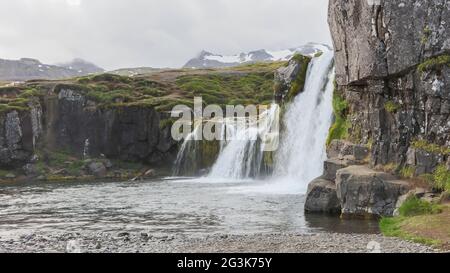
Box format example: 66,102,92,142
0,232,438,253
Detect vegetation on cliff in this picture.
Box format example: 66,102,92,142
175,72,275,106
326,87,349,146
417,54,450,73
411,140,450,155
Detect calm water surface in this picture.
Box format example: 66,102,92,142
0,178,379,239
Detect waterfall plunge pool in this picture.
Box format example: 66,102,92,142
0,177,379,240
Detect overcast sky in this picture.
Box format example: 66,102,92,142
0,0,331,70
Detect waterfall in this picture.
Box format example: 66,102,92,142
208,105,280,179
172,125,202,176
173,48,335,190
272,49,334,191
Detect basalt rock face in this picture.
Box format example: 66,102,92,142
0,86,178,172
50,87,176,164
330,0,450,85
0,103,42,168
328,0,450,170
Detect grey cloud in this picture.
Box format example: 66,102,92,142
0,0,331,70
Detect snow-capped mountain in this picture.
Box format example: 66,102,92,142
183,43,328,69
0,58,104,81
58,58,104,75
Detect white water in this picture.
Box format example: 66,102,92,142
173,48,335,193
271,49,335,193
208,105,280,179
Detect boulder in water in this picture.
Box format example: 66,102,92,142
305,177,341,214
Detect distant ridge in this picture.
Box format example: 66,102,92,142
183,43,328,69
0,57,104,81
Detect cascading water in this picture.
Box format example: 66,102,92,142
272,49,335,192
173,125,202,176
173,47,335,192
208,105,280,179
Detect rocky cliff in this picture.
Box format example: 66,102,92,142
329,0,450,174
0,62,286,181
305,0,450,218
0,82,178,180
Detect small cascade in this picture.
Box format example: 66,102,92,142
172,125,202,176
208,105,280,179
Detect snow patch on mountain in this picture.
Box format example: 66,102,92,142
184,43,329,69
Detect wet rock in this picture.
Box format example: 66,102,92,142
336,166,411,218
274,59,301,102
305,177,341,214
88,162,107,177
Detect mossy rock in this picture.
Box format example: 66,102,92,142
285,54,311,102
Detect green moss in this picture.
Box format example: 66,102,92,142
175,72,275,107
314,51,323,58
326,90,350,146
159,118,175,130
0,94,32,113
0,169,12,177
411,140,450,155
0,104,29,114
417,54,450,73
384,100,400,113
231,61,287,72
400,166,416,179
421,26,432,45
432,165,450,193
285,54,311,102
